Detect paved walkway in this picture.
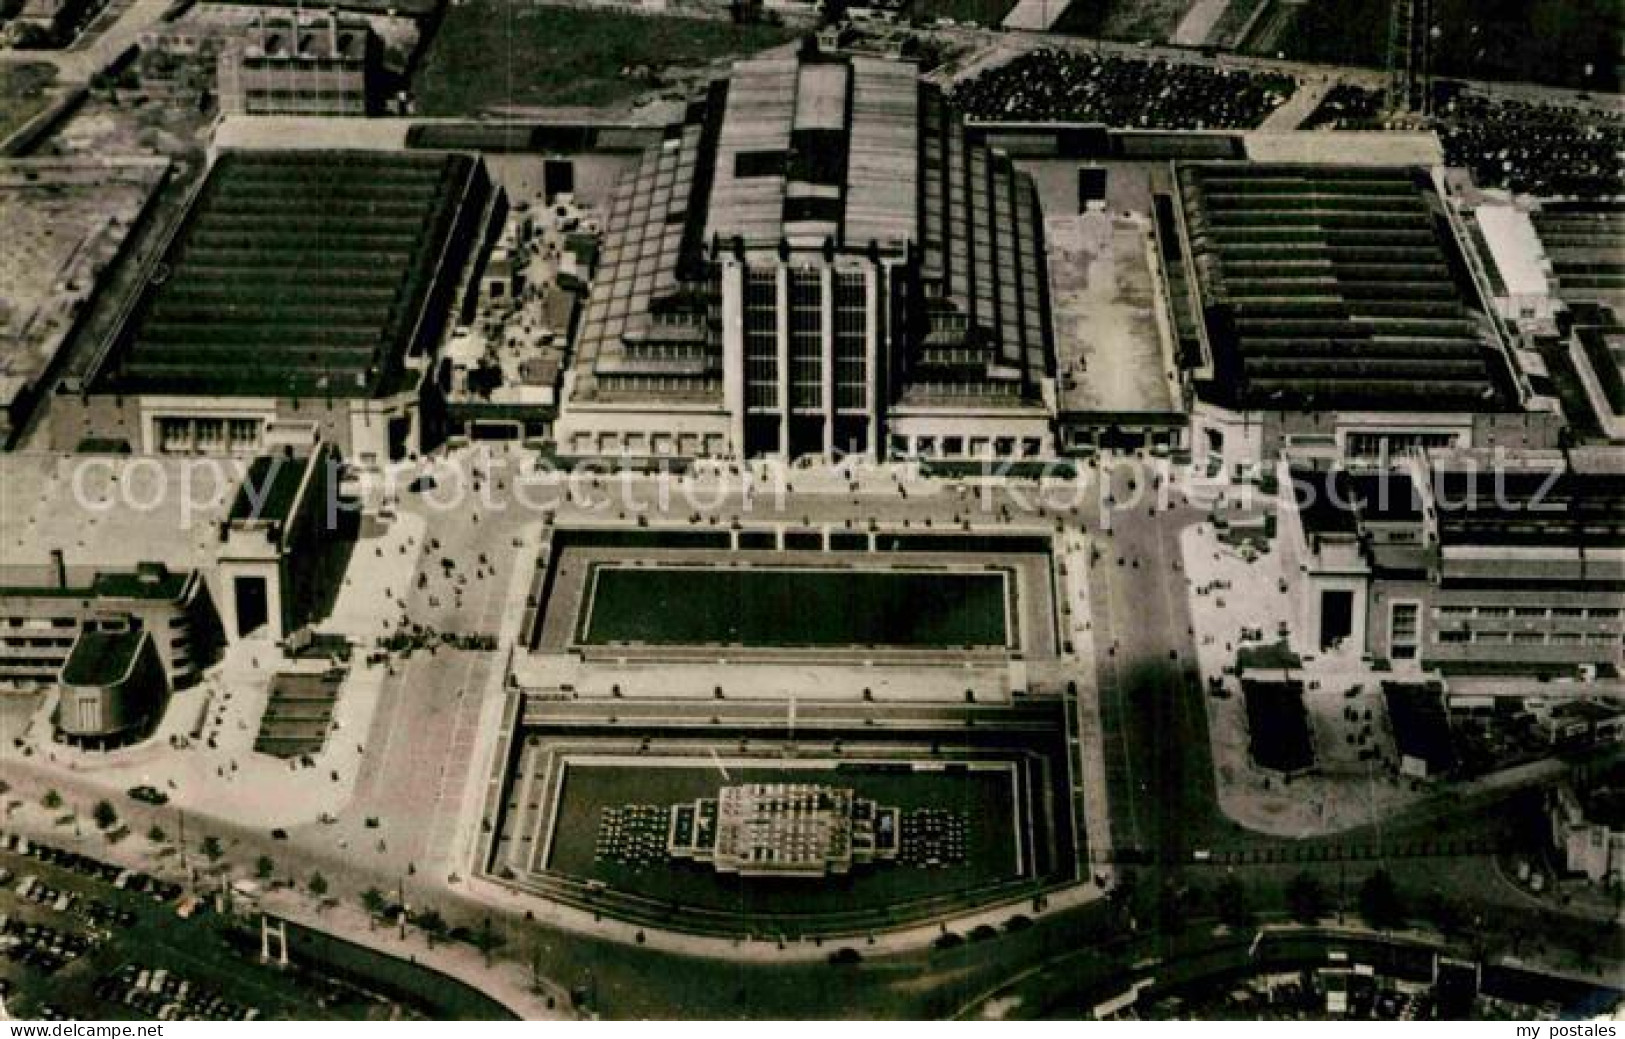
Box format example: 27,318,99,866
252,887,571,1020
1059,527,1114,876
1257,76,1333,131
436,519,545,884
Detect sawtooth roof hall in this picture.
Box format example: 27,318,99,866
1169,163,1563,476
558,43,1057,463
46,151,494,465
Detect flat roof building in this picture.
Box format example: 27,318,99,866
56,624,169,750
1278,448,1625,675
1471,204,1557,324
1551,768,1625,886
557,44,1056,462
1,446,347,693
216,444,347,642
217,13,382,118
0,560,220,691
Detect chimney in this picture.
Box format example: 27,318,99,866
50,548,66,589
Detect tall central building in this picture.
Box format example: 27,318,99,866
558,44,1055,462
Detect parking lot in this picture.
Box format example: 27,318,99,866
0,832,403,1020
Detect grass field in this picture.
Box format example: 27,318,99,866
1271,0,1620,92
0,63,58,146
413,4,798,115
578,565,1010,647
546,761,1022,914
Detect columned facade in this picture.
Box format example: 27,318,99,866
559,48,1057,464
726,251,888,461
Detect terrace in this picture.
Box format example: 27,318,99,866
254,669,343,759
94,151,483,399
1531,207,1625,309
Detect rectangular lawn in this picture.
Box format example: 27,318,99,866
579,566,1010,647
414,4,799,115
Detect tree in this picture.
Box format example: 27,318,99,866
417,908,447,947
41,789,62,811
200,836,224,863
1286,872,1327,925
146,824,167,844
1106,868,1144,931
308,872,329,899
1420,890,1464,936
362,887,388,921
471,918,506,966
255,855,275,881
1215,876,1253,929
1574,930,1600,974
92,800,118,830
1155,882,1190,935
1359,870,1405,931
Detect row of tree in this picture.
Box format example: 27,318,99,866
1110,868,1418,934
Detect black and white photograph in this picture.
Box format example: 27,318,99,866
0,0,1620,1024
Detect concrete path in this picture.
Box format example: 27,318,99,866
1257,76,1333,131
1171,0,1230,46
1000,0,1068,32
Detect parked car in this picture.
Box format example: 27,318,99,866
127,786,169,806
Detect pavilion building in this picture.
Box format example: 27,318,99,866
667,783,898,877
557,43,1056,463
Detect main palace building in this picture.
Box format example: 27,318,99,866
556,41,1057,462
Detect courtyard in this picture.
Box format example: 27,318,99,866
544,759,1024,916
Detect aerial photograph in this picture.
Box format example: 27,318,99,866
0,0,1620,1024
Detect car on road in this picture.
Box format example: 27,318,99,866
127,786,168,806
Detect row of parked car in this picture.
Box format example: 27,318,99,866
94,963,263,1022
4,866,140,933
0,914,96,974
0,831,183,902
